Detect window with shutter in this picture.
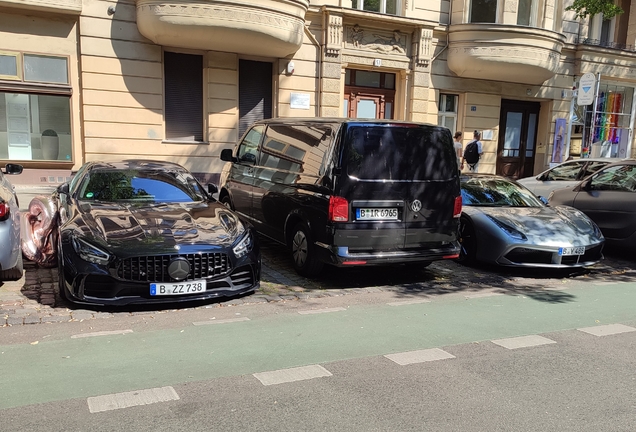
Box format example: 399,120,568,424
164,52,204,142
239,60,272,138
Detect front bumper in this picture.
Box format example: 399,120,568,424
496,242,604,268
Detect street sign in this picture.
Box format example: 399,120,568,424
577,73,596,106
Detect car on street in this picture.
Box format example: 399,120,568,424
517,158,614,198
549,159,636,249
22,160,260,306
219,118,462,277
0,163,24,281
458,174,604,268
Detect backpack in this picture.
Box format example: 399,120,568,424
463,140,480,166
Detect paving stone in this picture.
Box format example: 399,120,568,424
23,315,42,325
41,315,71,323
71,313,94,321
223,299,245,306
6,317,23,326
93,312,115,319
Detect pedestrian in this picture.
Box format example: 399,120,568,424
453,132,463,173
462,130,483,172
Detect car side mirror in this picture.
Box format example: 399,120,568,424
207,183,218,196
56,183,70,195
4,163,23,175
220,148,237,162
538,196,549,205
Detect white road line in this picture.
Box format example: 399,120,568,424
387,299,431,306
464,292,504,299
71,330,133,339
253,365,332,386
385,348,456,366
192,317,251,326
298,307,347,315
577,323,636,337
87,386,179,413
491,335,556,350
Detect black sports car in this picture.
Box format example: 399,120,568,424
23,160,260,306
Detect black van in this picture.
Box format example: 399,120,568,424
219,118,462,277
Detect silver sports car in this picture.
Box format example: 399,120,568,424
458,174,604,268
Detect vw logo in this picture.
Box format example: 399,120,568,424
167,257,190,281
410,199,422,213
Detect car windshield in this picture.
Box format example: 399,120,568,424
461,178,543,207
77,169,206,203
345,125,456,181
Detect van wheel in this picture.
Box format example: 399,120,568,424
458,216,477,265
221,195,234,210
0,252,23,281
290,222,323,277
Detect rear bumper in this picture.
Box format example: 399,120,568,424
316,241,460,266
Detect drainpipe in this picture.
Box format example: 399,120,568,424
429,0,453,63
304,18,323,116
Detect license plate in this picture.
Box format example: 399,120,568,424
558,246,585,256
150,280,207,296
356,208,398,221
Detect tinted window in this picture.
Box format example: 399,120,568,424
461,178,543,207
545,161,585,181
237,126,264,164
78,169,206,203
345,125,456,181
590,165,636,192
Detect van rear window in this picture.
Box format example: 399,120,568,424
345,125,456,181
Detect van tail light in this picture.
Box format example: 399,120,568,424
453,196,462,218
329,196,349,222
0,202,9,221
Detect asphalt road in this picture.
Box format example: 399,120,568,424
1,276,635,431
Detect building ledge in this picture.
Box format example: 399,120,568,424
0,0,81,14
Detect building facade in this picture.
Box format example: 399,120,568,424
1,0,635,187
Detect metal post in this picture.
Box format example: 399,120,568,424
587,73,602,158
564,86,576,161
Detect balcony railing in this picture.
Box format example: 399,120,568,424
576,38,636,53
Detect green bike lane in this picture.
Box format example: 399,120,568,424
1,281,635,410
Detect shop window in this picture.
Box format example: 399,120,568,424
470,0,497,23
164,52,203,142
351,0,400,15
438,94,458,133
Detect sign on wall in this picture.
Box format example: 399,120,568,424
290,93,310,110
577,73,596,106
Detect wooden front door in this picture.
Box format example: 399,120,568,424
496,100,540,179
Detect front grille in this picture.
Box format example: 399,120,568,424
116,253,230,282
505,248,553,265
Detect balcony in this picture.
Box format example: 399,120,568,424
136,0,309,58
447,24,566,85
0,0,81,14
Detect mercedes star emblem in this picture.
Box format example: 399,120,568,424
410,199,422,213
167,257,190,281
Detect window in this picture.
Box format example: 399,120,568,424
164,52,203,142
344,69,396,119
0,53,20,81
517,0,537,26
351,0,400,15
470,0,497,23
545,161,585,181
590,165,636,192
438,94,458,133
237,125,264,164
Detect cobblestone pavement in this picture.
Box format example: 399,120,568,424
2,238,636,326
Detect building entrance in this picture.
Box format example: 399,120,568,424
344,69,395,119
496,100,540,179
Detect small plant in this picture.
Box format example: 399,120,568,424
566,0,623,19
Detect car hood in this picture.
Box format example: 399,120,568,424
71,201,245,253
465,205,603,247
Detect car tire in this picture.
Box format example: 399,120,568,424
221,195,234,210
458,216,477,265
290,222,323,278
0,252,23,281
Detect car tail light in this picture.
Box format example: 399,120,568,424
329,196,349,222
343,261,366,265
453,196,462,218
443,254,460,259
0,202,9,221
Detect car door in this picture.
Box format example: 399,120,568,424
226,125,264,222
573,164,636,240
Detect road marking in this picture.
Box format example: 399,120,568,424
192,317,250,326
71,330,133,339
87,386,179,413
577,323,636,337
298,307,347,315
385,348,455,366
491,335,556,350
387,299,431,306
253,365,332,386
464,292,504,299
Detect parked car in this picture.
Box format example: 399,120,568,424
219,118,462,277
549,159,636,249
22,160,260,306
0,163,24,281
458,174,604,268
517,158,613,197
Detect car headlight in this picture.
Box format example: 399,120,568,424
486,215,527,241
233,230,253,258
71,236,111,265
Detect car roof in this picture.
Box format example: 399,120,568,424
250,117,440,128
87,160,189,172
